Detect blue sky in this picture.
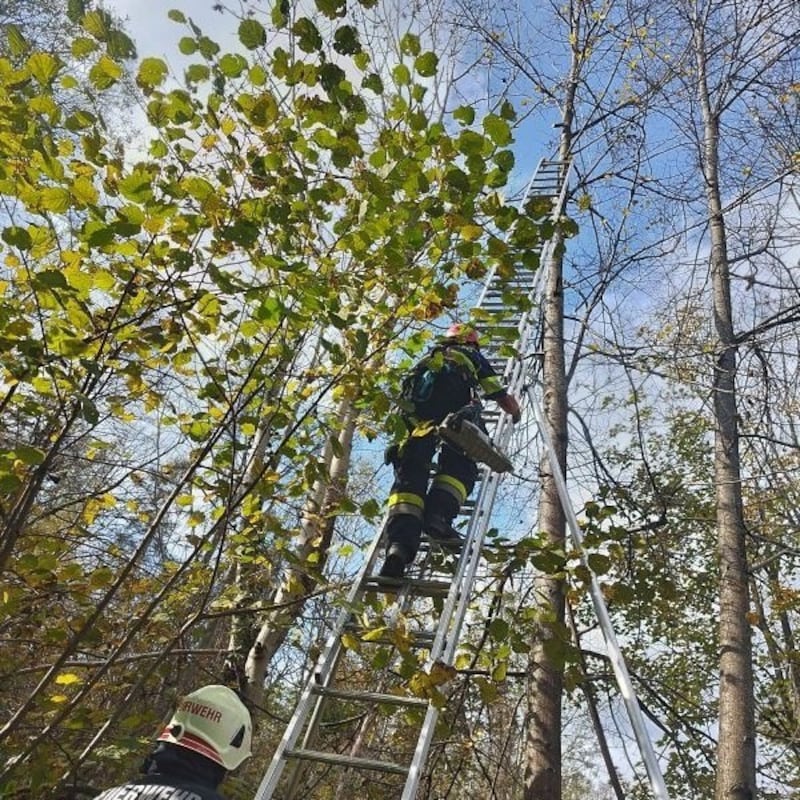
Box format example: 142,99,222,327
107,1,241,67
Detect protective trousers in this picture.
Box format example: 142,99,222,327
385,429,478,561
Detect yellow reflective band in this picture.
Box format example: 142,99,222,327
411,420,436,437
445,349,478,378
480,375,503,395
431,474,467,503
388,492,425,510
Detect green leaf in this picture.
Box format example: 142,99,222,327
488,618,510,640
80,396,100,424
218,53,247,77
107,30,136,60
182,176,215,200
5,23,29,56
89,54,123,89
0,473,21,494
71,37,97,58
587,553,612,575
82,10,114,42
483,114,512,145
35,269,68,289
118,170,154,203
315,0,347,18
2,227,32,250
333,25,361,55
414,52,438,77
319,63,345,94
13,445,45,466
198,36,220,59
178,37,197,55
27,53,62,85
167,9,187,22
392,64,411,86
453,105,475,125
271,0,289,27
360,498,381,518
40,187,72,212
457,129,485,156
362,73,383,94
238,18,266,49
293,18,323,53
399,33,421,56
71,176,98,206
67,0,86,23
460,224,483,242
137,57,168,88
186,63,210,83
499,99,516,120
492,662,508,682
495,149,515,173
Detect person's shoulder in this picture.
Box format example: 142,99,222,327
90,777,225,800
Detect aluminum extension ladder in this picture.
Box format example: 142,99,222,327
252,159,572,800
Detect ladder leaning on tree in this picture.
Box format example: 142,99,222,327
251,158,670,800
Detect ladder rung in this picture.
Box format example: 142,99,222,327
361,576,453,597
342,624,437,648
311,685,429,707
285,748,409,775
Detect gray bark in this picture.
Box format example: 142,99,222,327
692,13,756,800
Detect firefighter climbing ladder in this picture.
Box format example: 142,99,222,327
253,159,670,800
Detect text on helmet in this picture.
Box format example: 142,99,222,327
178,700,222,724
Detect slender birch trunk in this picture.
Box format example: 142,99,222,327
524,117,576,800
692,15,756,799
243,397,357,704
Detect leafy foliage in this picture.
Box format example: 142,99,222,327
0,3,538,795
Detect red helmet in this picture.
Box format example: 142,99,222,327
445,323,480,345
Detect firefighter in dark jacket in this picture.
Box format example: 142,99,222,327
92,685,252,800
380,323,521,579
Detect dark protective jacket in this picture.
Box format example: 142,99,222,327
92,743,227,800
401,341,507,423
92,775,225,800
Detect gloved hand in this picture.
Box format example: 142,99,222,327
498,393,522,424
384,443,399,466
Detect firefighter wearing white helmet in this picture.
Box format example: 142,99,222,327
92,685,252,800
379,322,521,580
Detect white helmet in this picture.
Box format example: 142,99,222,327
157,685,252,770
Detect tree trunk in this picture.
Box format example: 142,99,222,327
524,165,573,800
693,16,756,800
243,397,357,704
522,8,579,788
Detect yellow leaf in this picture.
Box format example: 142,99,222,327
428,661,457,685
341,633,360,651
362,626,388,642
460,224,484,242
55,673,81,686
491,662,508,682
71,176,99,206
51,694,69,704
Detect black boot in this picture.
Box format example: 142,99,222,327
379,543,411,579
423,513,463,543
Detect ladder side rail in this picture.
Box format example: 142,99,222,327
476,157,550,310
525,385,670,800
253,157,575,800
440,163,577,659
502,155,672,796
400,467,506,800
401,247,552,799
252,522,389,800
